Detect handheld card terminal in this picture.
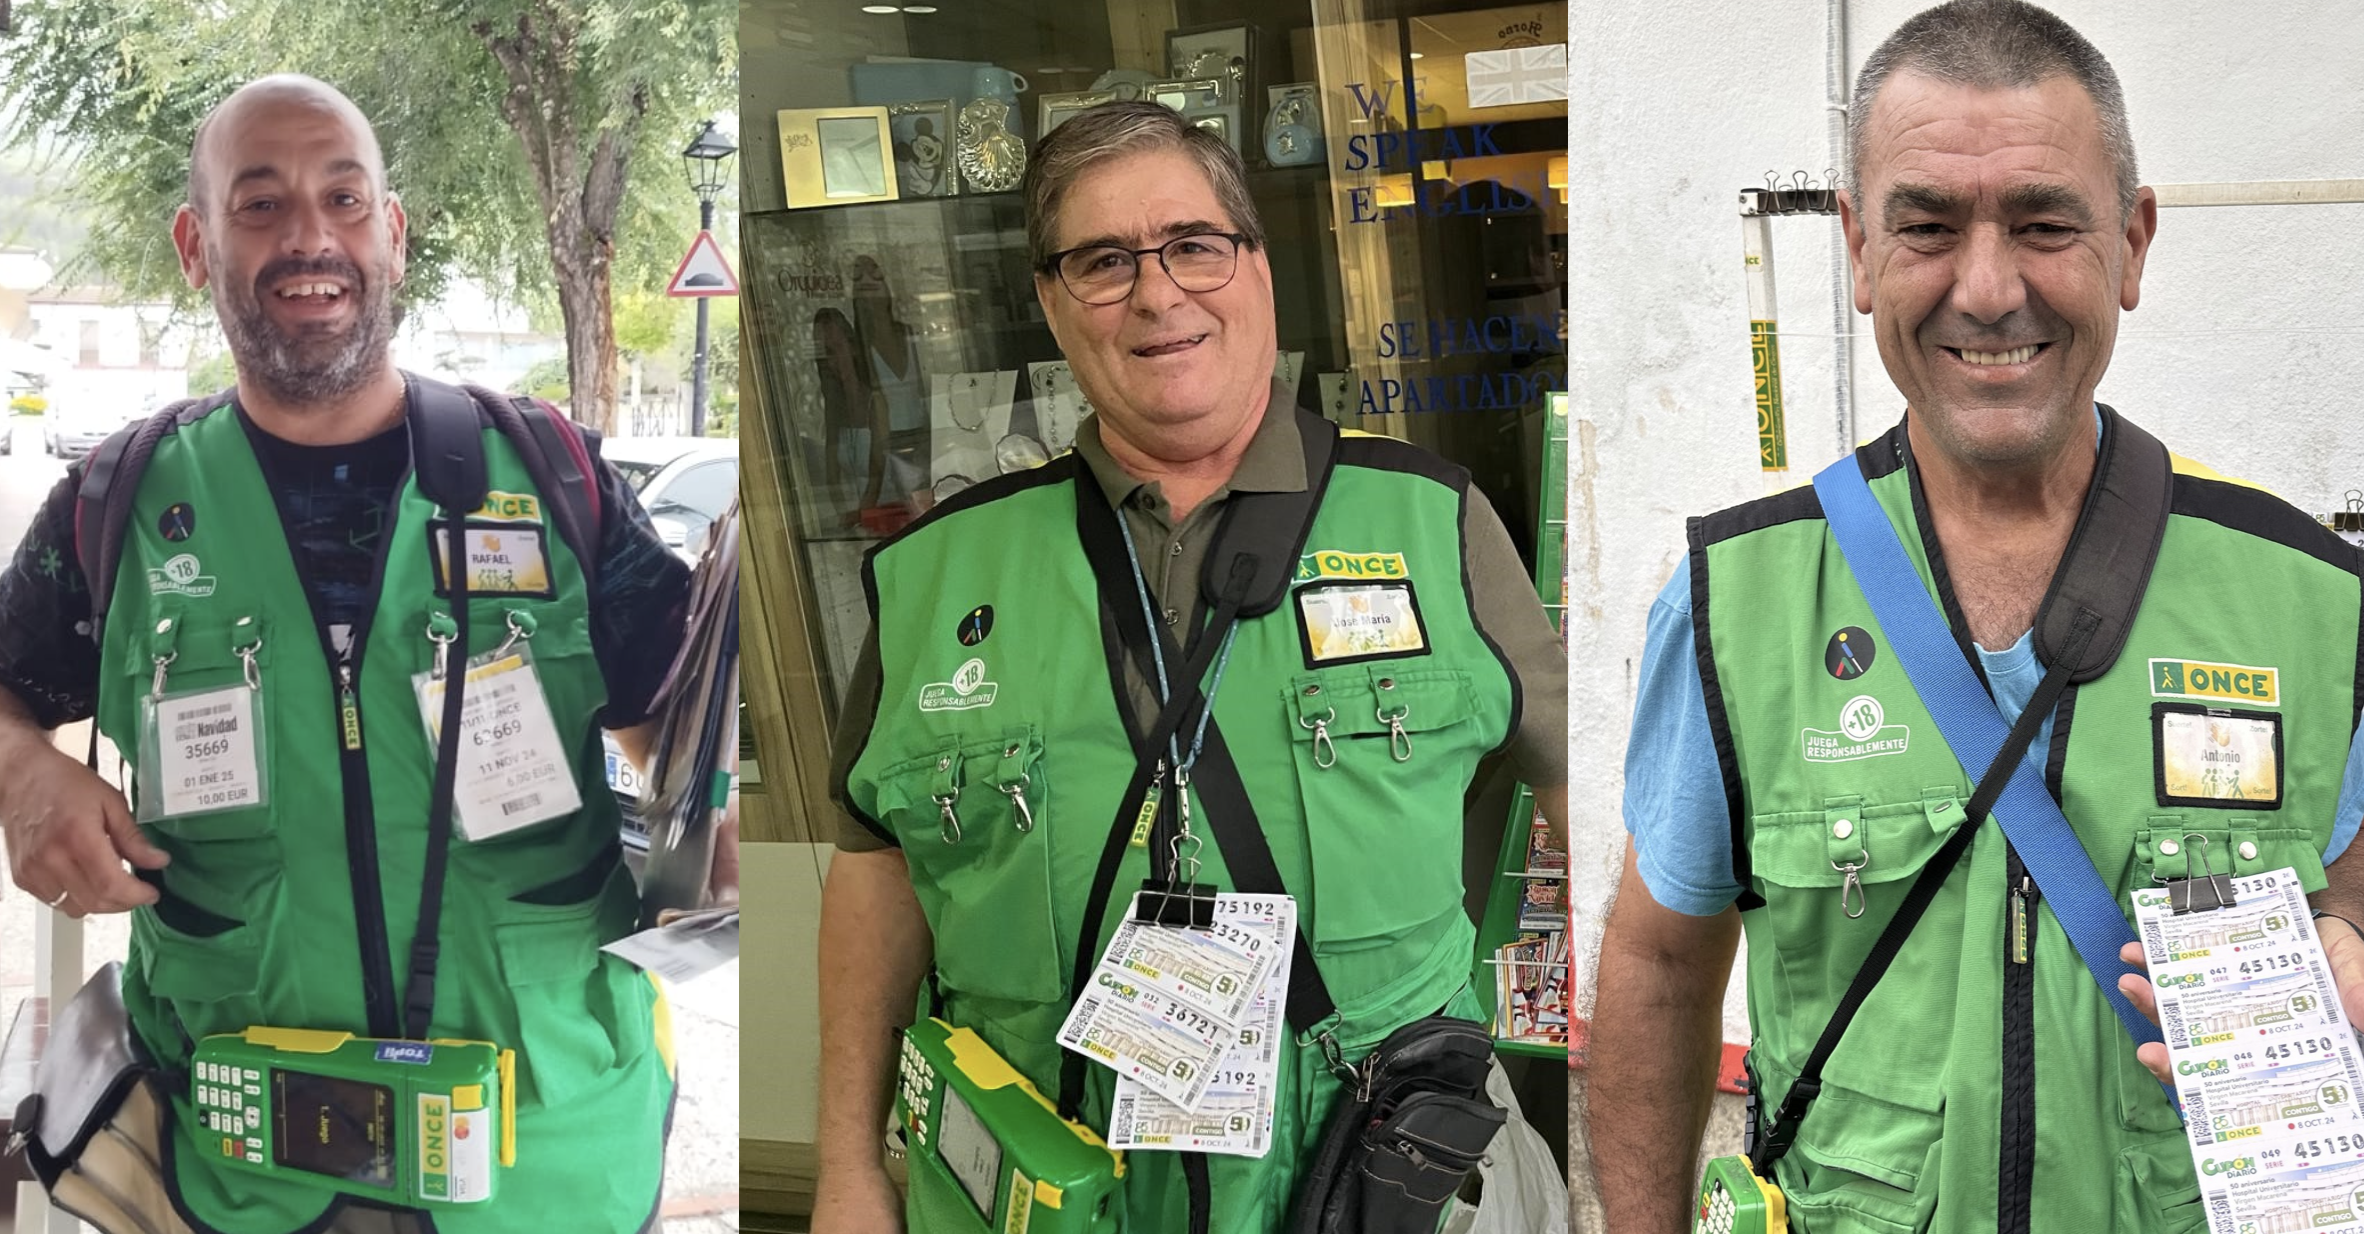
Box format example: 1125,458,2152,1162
190,1028,513,1207
1693,1155,1787,1234
895,1018,1123,1234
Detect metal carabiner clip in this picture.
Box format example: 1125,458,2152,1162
1832,845,1870,919
234,635,265,691
1001,773,1035,833
1377,702,1413,763
1299,706,1338,769
150,650,178,700
934,791,963,845
494,609,537,660
425,611,459,680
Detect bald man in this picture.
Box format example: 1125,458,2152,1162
0,76,707,1234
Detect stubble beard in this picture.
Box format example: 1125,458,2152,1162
212,248,396,407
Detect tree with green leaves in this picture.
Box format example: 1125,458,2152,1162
0,0,735,433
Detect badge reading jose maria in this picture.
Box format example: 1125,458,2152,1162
1294,580,1429,666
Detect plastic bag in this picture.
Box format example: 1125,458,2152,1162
1440,1061,1569,1234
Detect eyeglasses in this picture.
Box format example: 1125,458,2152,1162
1042,232,1248,305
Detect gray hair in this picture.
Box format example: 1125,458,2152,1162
1022,101,1266,269
1849,0,2138,218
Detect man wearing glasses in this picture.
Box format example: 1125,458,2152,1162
811,101,1567,1232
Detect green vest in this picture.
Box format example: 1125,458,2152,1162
1693,413,2364,1233
94,388,674,1234
843,422,1514,1230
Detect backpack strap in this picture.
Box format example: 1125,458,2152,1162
73,392,235,635
466,385,605,596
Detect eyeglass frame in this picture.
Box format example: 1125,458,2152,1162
1037,230,1254,304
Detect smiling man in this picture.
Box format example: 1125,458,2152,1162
0,75,709,1234
811,101,1567,1233
1590,2,2364,1231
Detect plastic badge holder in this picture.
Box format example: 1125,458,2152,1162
189,1028,513,1207
1693,1155,1787,1234
895,1017,1123,1234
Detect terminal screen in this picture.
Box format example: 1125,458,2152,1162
272,1068,395,1188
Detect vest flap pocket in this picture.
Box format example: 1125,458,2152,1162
137,913,262,1002
1288,669,1473,742
496,914,635,1108
1755,1055,1940,1231
2132,818,2325,896
1751,795,1962,891
873,733,1065,1006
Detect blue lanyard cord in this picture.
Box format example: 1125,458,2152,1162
1114,513,1237,774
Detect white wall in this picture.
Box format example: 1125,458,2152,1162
1570,0,2364,1049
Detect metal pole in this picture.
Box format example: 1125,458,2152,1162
689,195,714,438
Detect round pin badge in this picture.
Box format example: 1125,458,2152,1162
1826,626,1876,680
158,502,197,542
957,605,994,647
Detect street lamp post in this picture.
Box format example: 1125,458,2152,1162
682,120,737,437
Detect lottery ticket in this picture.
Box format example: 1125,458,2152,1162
1108,895,1295,1150
2134,867,2364,1233
1100,913,1276,1029
1056,976,1223,1110
2177,1039,2364,1146
2196,1131,2364,1234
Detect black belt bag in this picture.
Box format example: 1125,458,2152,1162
1288,1015,1506,1234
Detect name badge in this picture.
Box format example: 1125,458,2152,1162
1295,581,1428,666
414,647,582,840
139,685,268,821
2155,704,2284,809
431,524,554,597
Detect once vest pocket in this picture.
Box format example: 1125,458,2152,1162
497,913,626,1108
134,909,265,1047
878,731,1065,1005
1760,1054,1944,1233
1290,668,1476,948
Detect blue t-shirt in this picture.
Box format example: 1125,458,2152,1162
1625,554,2364,917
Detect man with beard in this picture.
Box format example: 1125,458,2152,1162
0,75,705,1234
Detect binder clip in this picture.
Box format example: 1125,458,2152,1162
2159,832,2236,915
1134,878,1218,928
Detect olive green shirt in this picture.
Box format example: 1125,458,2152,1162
829,391,1567,850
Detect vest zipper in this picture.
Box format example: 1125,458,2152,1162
1999,847,2037,1232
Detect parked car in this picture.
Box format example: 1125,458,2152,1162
47,400,149,459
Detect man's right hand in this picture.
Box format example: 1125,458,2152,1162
0,734,166,916
811,1166,903,1234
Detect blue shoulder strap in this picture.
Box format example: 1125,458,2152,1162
1811,452,2162,1053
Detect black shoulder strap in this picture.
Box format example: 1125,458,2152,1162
1056,406,1344,1122
470,385,604,596
2034,406,2171,682
75,392,233,629
408,378,490,515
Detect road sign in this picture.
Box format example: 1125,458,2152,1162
666,231,739,298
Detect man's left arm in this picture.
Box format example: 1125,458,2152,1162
1460,483,1568,847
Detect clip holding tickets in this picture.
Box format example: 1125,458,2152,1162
1132,878,1218,928
2161,832,2237,915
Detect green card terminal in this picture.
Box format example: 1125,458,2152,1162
190,1027,514,1207
1693,1155,1787,1234
894,1017,1123,1234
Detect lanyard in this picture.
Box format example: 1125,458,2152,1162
1115,511,1238,882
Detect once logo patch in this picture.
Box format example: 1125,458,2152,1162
1825,626,1875,680
1801,694,1911,763
2151,658,2279,707
1294,549,1409,584
158,502,197,542
956,605,993,647
918,657,999,712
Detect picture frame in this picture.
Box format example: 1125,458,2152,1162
1184,102,1244,156
1165,22,1254,105
1038,90,1120,139
1146,77,1225,113
887,100,959,199
780,107,897,209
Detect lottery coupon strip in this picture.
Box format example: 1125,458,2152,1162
1058,893,1295,1158
2132,870,2364,1232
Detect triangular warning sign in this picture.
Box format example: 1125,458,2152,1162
666,230,739,298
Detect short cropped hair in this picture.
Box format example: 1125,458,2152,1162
1021,101,1266,268
1850,0,2139,217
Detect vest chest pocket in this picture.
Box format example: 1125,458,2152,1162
1747,792,1967,1115
873,729,1064,1005
1288,668,1476,948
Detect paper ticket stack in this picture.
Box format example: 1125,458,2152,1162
2133,867,2364,1231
